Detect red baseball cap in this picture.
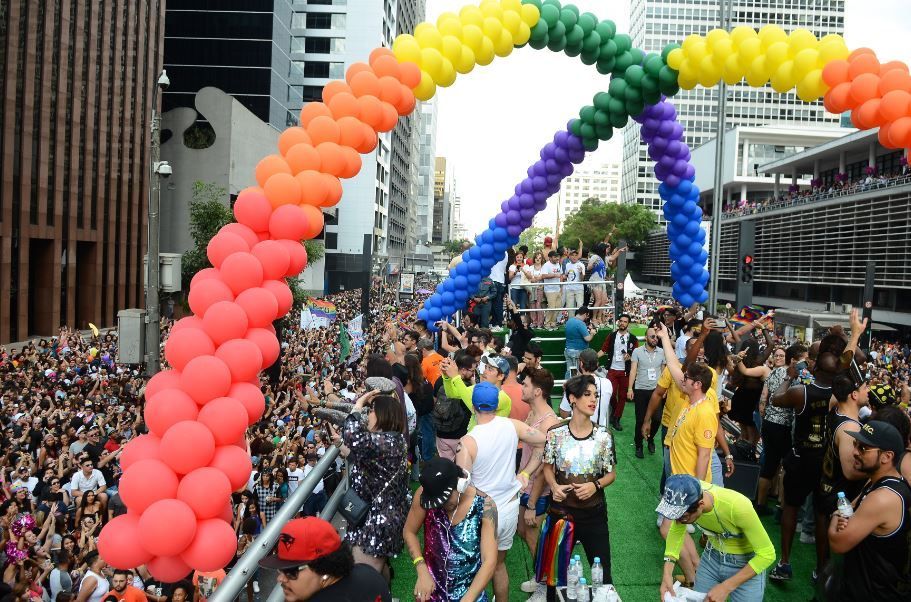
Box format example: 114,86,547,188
543,236,553,246
259,518,341,570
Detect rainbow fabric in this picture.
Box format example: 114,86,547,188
535,514,575,587
307,299,337,322
730,305,766,328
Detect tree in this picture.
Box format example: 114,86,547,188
181,182,233,292
559,199,656,249
517,226,550,251
442,238,469,257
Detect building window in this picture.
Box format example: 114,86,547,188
302,85,323,102
305,13,345,29
325,232,338,249
305,37,345,53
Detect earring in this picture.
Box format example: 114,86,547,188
321,575,328,582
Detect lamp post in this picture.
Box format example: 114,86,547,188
707,0,731,311
146,69,170,376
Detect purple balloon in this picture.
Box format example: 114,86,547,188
519,217,534,229
526,165,536,178
654,163,669,180
546,181,561,194
494,213,508,227
541,143,557,160
666,174,681,188
554,131,570,148
507,224,522,237
520,207,536,220
658,120,675,137
508,196,522,210
644,118,660,131
534,198,548,211
533,190,549,202
671,123,684,139
554,147,569,163
566,135,584,152
569,149,585,164
560,163,574,177
652,136,669,151
648,146,664,162
684,165,696,180
667,140,682,157
533,161,549,177
546,173,562,186
532,176,548,191
659,155,675,170
506,210,521,225
520,179,535,193
519,193,535,208
545,158,561,174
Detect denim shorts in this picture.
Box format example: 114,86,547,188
520,493,551,516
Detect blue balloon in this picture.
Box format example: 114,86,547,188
697,250,708,265
677,254,694,269
692,229,706,243
440,280,453,292
454,289,469,302
493,228,507,241
682,201,697,217
429,293,443,306
493,241,508,253
696,270,710,285
427,307,442,322
697,290,709,304
671,213,689,229
454,276,468,290
441,291,455,305
417,309,428,321
467,259,482,273
679,275,694,288
668,243,681,261
481,256,497,269
480,230,494,244
676,234,692,248
479,243,494,257
468,246,481,260
466,272,481,286
455,261,469,276
488,218,498,230
441,304,455,316
684,221,701,237
688,283,705,298
677,293,694,307
688,241,704,257
670,262,685,279
507,235,520,246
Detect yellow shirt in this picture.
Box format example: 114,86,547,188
668,396,719,481
659,366,719,431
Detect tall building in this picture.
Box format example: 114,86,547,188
622,0,846,221
416,101,438,244
432,157,450,244
0,0,165,343
556,161,622,226
163,0,301,130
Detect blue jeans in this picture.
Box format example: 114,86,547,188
711,451,725,487
417,413,436,461
695,545,766,601
303,490,327,517
475,301,492,327
509,286,528,310
564,348,583,380
491,281,506,326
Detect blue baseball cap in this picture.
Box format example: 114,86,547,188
656,474,703,520
472,382,500,412
480,354,510,376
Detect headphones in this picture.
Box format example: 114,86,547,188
456,470,471,494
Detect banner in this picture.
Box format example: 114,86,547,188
399,272,415,295
346,314,365,363
299,298,338,330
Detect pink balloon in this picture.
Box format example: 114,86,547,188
118,459,179,513
187,278,234,317
139,499,197,557
209,445,253,491
198,397,249,446
180,355,232,405
147,555,193,583
177,468,233,520
161,421,217,474
268,205,309,241
221,223,259,248
233,188,273,232
98,514,153,569
180,518,238,572
189,268,222,291
262,280,293,317
164,328,216,372
120,434,162,470
234,287,279,328
206,231,249,269
145,389,200,438
251,240,292,280
201,300,249,346
214,339,263,383
227,382,266,425
169,315,206,336
144,370,182,401
277,240,308,276
220,252,265,296
245,328,280,369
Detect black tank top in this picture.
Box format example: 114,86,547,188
819,408,863,500
794,383,831,451
841,475,911,601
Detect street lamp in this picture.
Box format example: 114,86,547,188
146,69,170,376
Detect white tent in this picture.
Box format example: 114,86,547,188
623,273,644,298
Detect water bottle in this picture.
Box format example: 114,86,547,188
578,578,590,602
591,557,603,592
836,491,854,517
567,559,579,600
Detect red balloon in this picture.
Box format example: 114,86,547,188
277,240,307,275
220,251,265,296
147,555,193,583
177,468,233,520
179,355,233,406
120,434,162,470
198,397,249,446
201,301,249,346
189,268,221,291
218,502,234,524
227,382,266,425
262,280,293,317
209,445,253,491
98,515,153,569
144,370,181,401
206,231,249,269
220,223,259,249
245,328,281,368
118,459,179,513
251,240,291,280
233,188,272,233
164,328,215,372
180,518,238,572
234,287,279,328
299,205,325,240
139,499,198,557
187,278,234,318
214,339,263,384
269,205,309,241
160,421,217,475
145,389,200,438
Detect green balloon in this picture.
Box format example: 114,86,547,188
580,122,596,140
641,74,660,96
566,24,584,45
559,8,578,30
661,43,681,62
625,99,645,117
614,51,634,74
629,48,645,67
540,4,560,28
625,65,645,87
569,119,583,137
528,36,549,50
577,13,596,35
660,79,680,97
608,77,627,98
596,56,616,75
579,48,599,65
563,3,579,16
583,137,599,152
564,43,583,58
624,86,642,103
614,33,632,54
595,124,614,141
593,109,610,126
547,35,567,52
642,87,662,106
579,105,597,123
593,92,611,111
550,20,566,38
658,65,679,89
541,0,562,8
596,20,616,40
607,97,625,117
643,54,665,77
609,112,629,129
600,39,617,59
530,20,550,42
582,30,601,53
522,0,543,8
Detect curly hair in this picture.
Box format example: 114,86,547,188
307,541,355,580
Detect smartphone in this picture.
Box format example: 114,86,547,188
710,318,728,330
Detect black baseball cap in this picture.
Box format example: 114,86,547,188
847,420,906,457
419,457,467,510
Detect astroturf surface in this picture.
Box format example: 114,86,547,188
389,408,817,601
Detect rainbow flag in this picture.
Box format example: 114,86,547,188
730,305,767,327
307,299,337,323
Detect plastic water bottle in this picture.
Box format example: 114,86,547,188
591,557,603,592
836,491,854,517
567,559,579,600
578,578,590,602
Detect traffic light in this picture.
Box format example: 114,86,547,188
741,254,754,283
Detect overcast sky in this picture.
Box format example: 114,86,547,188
426,0,911,237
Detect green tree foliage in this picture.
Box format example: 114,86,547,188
181,182,233,292
442,238,469,256
517,226,551,251
559,199,656,249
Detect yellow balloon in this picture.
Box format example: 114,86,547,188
500,0,522,13
698,55,722,87
494,29,514,57
712,38,734,59
737,37,761,64
437,12,463,38
459,5,484,28
770,60,795,92
765,41,790,68
455,45,476,74
818,37,849,64
681,34,704,52
678,74,699,90
475,37,496,66
667,47,684,70
796,70,824,102
792,48,819,80
519,4,540,27
705,28,730,50
723,54,744,85
482,16,503,40
462,24,485,52
788,29,818,56
730,26,757,46
440,35,463,63
746,56,771,87
436,57,457,87
678,58,699,86
414,23,443,50
501,10,522,36
687,39,709,65
414,71,437,101
758,24,787,50
420,47,444,80
479,0,503,20
392,34,422,64
514,21,531,46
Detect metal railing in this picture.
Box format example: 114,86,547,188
506,279,616,313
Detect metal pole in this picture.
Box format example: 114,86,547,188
146,85,162,376
707,0,731,312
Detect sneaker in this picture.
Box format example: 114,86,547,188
520,579,538,593
811,569,818,584
657,515,664,528
769,562,793,581
799,531,816,544
252,581,260,593
648,440,656,454
635,447,644,459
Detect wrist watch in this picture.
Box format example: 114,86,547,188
725,454,734,461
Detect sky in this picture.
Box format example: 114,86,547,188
426,0,911,237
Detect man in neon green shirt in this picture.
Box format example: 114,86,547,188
657,474,775,602
440,354,512,430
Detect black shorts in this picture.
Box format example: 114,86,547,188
782,447,824,508
815,488,839,517
759,420,792,479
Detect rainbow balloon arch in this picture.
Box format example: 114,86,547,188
98,0,909,578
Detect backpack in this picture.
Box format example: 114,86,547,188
432,383,469,434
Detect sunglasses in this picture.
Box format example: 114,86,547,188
277,534,309,579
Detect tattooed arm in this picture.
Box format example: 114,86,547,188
512,419,546,446
462,495,499,602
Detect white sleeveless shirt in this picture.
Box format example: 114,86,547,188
82,569,110,602
466,416,520,508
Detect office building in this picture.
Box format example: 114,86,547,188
432,157,450,244
622,0,846,221
548,161,622,232
0,0,165,343
416,101,438,244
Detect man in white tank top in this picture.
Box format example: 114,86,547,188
456,382,547,601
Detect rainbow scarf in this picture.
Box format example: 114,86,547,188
535,514,575,587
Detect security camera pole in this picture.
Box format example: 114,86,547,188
146,69,170,376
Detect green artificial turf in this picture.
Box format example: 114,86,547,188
390,407,817,601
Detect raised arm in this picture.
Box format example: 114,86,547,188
656,323,684,387
840,308,869,370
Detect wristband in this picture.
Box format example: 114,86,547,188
519,470,530,479
593,478,602,491
725,454,734,460
663,556,677,564
413,556,425,566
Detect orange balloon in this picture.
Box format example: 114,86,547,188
377,102,399,133
878,69,911,96
278,127,312,157
339,147,362,179
396,84,417,116
296,170,329,207
357,95,385,131
372,55,402,80
299,102,333,128
323,174,343,207
378,76,403,107
398,61,422,88
328,92,361,120
848,53,881,80
879,61,910,76
316,142,347,177
337,116,366,150
888,116,911,147
255,155,291,189
848,47,876,61
878,122,893,147
849,73,881,106
821,60,849,87
350,70,381,98
299,205,325,240
369,47,395,65
854,99,882,129
285,143,322,174
306,115,341,145
263,172,302,208
345,62,373,85
357,123,378,154
322,81,353,104
879,90,911,122
824,81,853,114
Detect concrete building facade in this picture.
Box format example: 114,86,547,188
416,101,438,245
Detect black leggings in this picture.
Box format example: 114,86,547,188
760,419,792,479
546,503,612,600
